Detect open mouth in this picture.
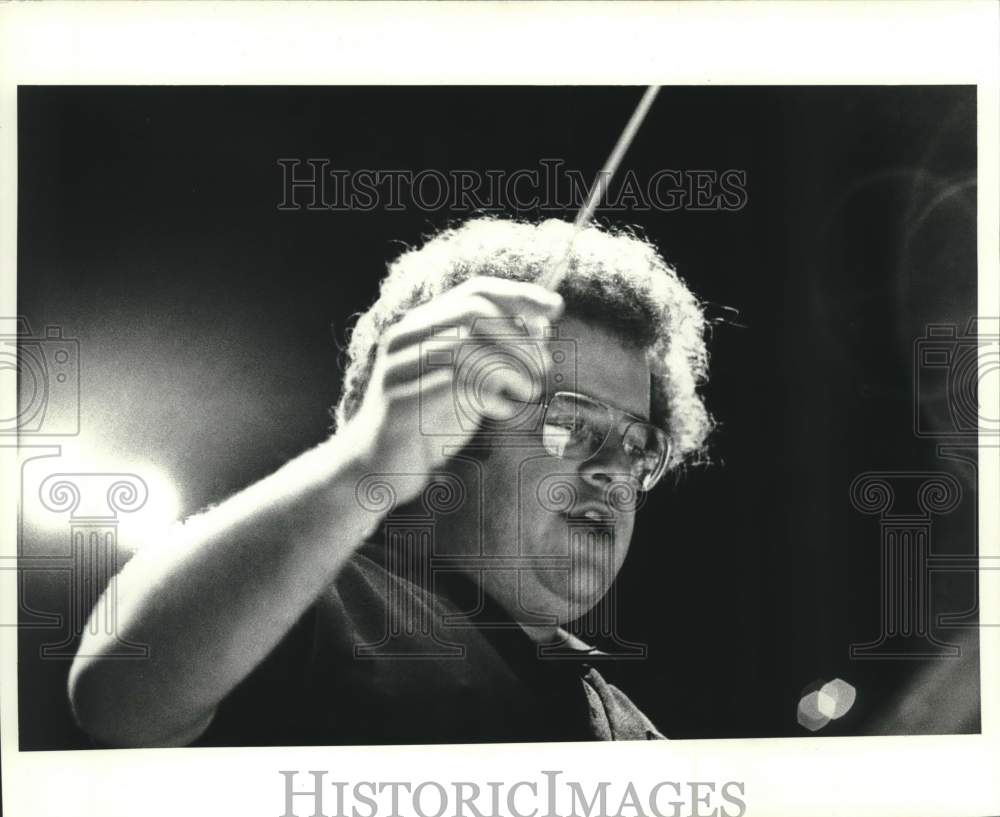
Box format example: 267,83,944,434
563,507,616,523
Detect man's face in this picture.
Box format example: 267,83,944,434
439,315,654,626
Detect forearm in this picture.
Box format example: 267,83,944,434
67,429,379,747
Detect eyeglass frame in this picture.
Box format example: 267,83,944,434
507,390,673,492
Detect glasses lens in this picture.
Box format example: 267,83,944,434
622,422,671,490
542,393,671,491
542,393,611,460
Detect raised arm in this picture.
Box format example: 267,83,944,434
67,277,562,747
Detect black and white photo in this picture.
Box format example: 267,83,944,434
1,4,998,817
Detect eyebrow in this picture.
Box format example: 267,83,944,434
511,392,652,425
566,391,651,425
609,401,651,425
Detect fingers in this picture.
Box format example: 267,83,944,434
451,276,565,321
381,338,544,404
383,293,506,355
383,277,564,355
383,361,536,429
368,276,564,443
382,366,453,404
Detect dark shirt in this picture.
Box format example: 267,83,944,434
196,539,664,746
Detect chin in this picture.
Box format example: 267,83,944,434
527,569,613,623
565,587,614,620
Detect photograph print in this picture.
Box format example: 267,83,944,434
13,83,985,750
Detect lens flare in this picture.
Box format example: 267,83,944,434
22,438,181,557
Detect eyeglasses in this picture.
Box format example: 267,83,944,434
537,391,672,492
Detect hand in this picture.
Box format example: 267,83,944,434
344,276,565,503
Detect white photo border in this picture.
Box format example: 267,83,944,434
1,3,998,817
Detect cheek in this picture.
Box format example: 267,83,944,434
520,455,587,517
615,515,635,561
483,448,573,512
476,450,550,548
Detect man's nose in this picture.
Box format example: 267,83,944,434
577,434,634,491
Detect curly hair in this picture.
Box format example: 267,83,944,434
334,217,714,468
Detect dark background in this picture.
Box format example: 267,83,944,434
17,86,980,748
